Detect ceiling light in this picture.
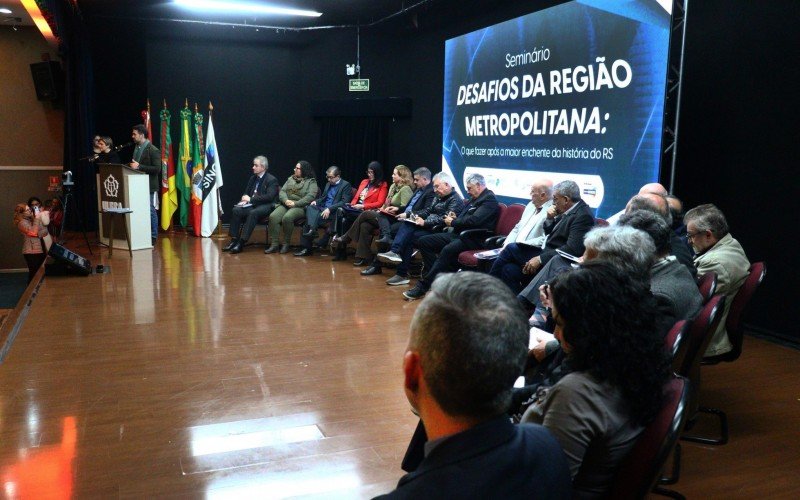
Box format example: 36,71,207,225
174,0,322,17
0,8,13,14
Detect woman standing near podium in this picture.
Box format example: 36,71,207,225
13,203,49,283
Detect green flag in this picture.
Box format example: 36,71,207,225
176,105,193,228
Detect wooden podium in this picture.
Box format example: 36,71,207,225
96,163,152,251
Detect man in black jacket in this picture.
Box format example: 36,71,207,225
403,173,499,300
376,272,571,499
361,167,436,276
492,179,595,295
376,172,462,284
224,155,279,254
293,166,353,256
130,124,161,245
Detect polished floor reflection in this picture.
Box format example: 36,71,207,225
0,234,798,498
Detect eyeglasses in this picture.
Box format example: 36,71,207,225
685,230,703,240
326,175,337,180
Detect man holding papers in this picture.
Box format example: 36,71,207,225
223,155,279,254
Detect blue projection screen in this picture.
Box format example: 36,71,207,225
442,0,672,217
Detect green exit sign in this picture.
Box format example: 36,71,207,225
349,79,370,92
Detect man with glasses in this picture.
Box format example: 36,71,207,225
684,204,750,357
223,155,279,254
492,180,595,295
293,166,353,257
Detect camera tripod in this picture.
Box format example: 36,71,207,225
60,182,93,255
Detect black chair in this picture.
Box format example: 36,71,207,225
677,294,727,445
609,376,690,500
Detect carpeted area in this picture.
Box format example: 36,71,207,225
0,272,28,309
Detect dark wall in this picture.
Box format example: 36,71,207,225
88,1,796,340
672,1,799,339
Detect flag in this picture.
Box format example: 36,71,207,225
159,108,178,230
190,109,205,236
176,105,193,228
141,100,152,142
201,113,223,237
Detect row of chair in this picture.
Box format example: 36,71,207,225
615,261,765,499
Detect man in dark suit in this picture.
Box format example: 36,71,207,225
293,166,352,257
223,155,279,254
129,124,161,245
375,272,571,499
491,179,595,295
403,173,499,300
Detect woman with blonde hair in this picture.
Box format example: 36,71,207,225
14,203,49,283
333,165,414,265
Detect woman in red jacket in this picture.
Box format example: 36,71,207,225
332,161,388,260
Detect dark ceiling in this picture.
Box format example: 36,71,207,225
75,0,506,31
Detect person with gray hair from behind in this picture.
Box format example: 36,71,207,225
684,203,750,357
619,210,703,322
403,173,499,300
376,272,571,499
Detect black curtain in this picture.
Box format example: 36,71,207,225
318,116,390,185
47,0,97,230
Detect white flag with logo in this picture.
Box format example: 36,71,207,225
200,115,223,237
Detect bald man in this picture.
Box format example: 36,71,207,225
606,182,668,225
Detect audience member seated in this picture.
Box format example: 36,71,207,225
623,192,695,275
265,161,319,254
377,172,463,286
619,210,703,321
332,165,413,265
521,261,671,498
331,161,388,261
501,179,553,249
403,173,499,300
376,272,572,499
223,155,279,254
361,167,435,276
517,226,658,418
293,166,353,257
684,203,750,356
500,180,595,298
605,181,668,225
666,193,687,237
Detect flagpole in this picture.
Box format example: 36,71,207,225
163,98,177,235
208,101,227,240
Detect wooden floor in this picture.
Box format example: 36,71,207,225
0,233,798,498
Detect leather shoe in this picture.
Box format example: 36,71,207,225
301,226,314,237
375,235,392,245
279,244,291,254
223,239,238,252
361,266,382,276
230,241,244,254
294,248,313,257
332,248,347,261
353,258,368,266
264,244,279,254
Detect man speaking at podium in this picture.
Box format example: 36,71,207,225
130,124,161,245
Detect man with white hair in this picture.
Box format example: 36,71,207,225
403,173,499,300
605,181,668,225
